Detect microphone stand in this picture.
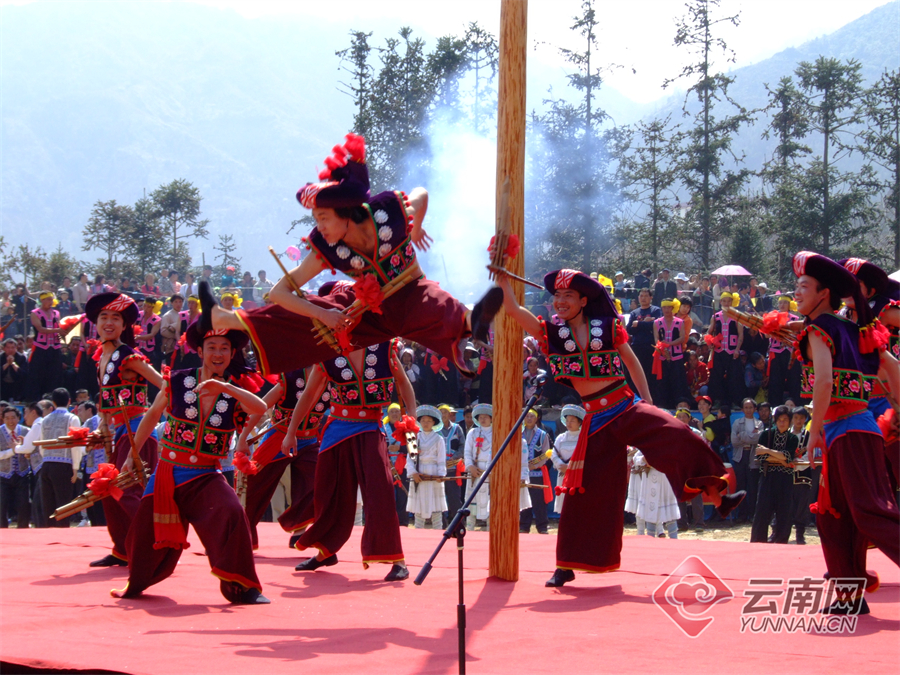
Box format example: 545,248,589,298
414,377,545,675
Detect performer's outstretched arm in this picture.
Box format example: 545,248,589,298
127,358,164,389
407,187,433,252
804,332,833,459
122,382,169,473
282,367,327,456
878,351,900,412
266,255,352,332
618,343,653,405
496,275,542,339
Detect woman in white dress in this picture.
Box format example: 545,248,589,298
464,404,494,530
407,405,448,529
634,444,682,539
551,405,585,514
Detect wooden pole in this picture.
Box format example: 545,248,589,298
489,0,527,582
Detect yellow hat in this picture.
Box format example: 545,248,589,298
661,298,681,313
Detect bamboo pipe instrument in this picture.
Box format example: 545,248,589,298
723,306,797,344
268,246,342,353
312,262,424,348
50,467,152,520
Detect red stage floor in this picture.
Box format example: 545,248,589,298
0,524,897,674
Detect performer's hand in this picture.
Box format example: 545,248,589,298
281,431,297,457
235,436,250,457
194,378,230,397
410,225,433,252
806,428,822,469
71,467,78,484
411,473,422,484
121,454,135,475
318,308,352,331
732,351,740,359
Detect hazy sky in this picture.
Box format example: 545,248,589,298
188,0,893,103
2,0,892,103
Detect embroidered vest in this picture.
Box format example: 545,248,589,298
797,314,881,406
302,191,419,284
543,315,625,384
654,316,685,360
31,308,61,350
138,310,160,354
712,311,738,354
98,345,150,423
159,369,247,467
523,427,546,477
321,341,397,418
0,425,28,477
271,368,330,435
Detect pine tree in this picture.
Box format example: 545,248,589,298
212,234,241,281
124,196,169,280
83,200,134,277
860,68,900,267
150,179,209,268
664,0,754,271
794,57,877,256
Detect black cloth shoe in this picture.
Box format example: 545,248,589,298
197,280,218,335
90,554,128,568
795,526,806,545
716,491,746,519
289,533,302,549
295,554,337,571
545,568,575,588
233,587,271,605
820,597,869,615
470,287,504,344
384,564,409,581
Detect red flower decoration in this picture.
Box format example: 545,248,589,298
392,415,421,443
366,383,378,394
182,430,195,442
88,463,122,500
346,390,358,400
430,354,449,374
704,334,723,350
204,433,217,444
589,355,602,367
354,274,385,314
487,234,521,260
68,427,90,440
118,389,131,401
849,379,860,393
761,311,789,335
233,450,260,475
390,254,401,267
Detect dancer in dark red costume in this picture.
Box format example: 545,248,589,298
84,293,162,568
495,269,743,587
792,252,899,615
235,364,330,550
288,283,416,580
196,133,502,377
112,323,269,605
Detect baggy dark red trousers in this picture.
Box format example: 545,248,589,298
102,432,158,560
244,436,318,549
118,473,261,600
817,431,899,585
238,279,469,376
557,401,728,573
296,431,404,567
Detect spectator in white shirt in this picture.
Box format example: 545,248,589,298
253,270,274,304
730,398,763,523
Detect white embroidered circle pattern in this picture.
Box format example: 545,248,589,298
590,339,601,350
564,340,577,352
378,243,392,258
209,414,222,427
185,406,198,419
335,357,347,368
364,368,376,379
184,376,197,389
350,256,365,269
315,402,325,412
111,351,120,361
341,368,353,380
375,211,389,225
558,327,570,339
184,391,197,404
295,377,305,389
215,400,228,413
336,246,351,260
366,354,377,366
